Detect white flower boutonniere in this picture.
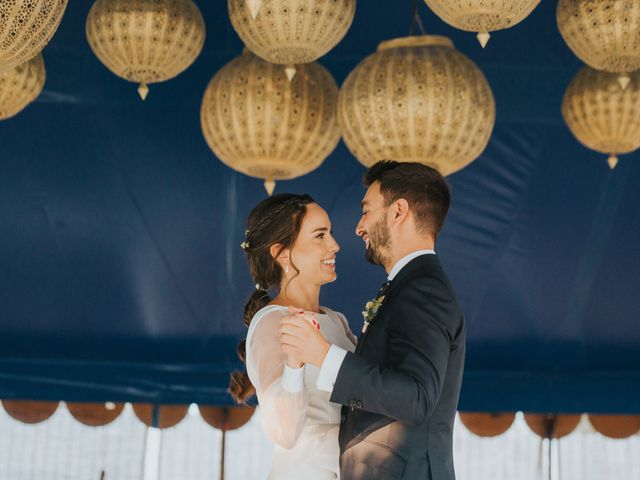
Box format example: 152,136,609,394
362,295,385,333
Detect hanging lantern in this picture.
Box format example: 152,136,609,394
338,35,495,176
424,0,540,48
0,0,67,73
459,412,516,437
228,0,355,79
86,0,206,100
201,49,340,195
562,66,640,169
0,54,46,120
557,0,640,89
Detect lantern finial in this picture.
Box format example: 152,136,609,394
477,32,491,48
285,66,297,82
264,179,276,196
247,0,261,19
618,75,631,90
138,83,149,101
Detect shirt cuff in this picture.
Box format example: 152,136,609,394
316,344,348,393
281,364,305,393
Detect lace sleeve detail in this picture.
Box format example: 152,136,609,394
246,309,309,449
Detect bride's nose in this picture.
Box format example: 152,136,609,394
329,237,340,253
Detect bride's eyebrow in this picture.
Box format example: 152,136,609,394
311,227,329,233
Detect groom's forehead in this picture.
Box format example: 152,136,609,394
362,183,383,205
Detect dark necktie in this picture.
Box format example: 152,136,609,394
377,280,391,298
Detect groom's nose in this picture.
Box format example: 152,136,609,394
355,222,365,237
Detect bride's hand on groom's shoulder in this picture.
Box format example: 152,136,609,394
280,308,330,368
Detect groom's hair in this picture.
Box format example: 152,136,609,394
364,161,451,237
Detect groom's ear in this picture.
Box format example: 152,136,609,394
392,198,410,223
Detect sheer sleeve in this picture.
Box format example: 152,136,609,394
246,309,309,449
336,311,358,348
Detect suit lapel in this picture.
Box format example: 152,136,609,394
355,254,440,355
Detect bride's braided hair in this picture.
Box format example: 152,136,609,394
229,193,315,404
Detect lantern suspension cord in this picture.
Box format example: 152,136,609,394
409,0,427,36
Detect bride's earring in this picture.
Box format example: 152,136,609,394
285,263,289,274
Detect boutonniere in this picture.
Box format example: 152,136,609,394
362,295,385,333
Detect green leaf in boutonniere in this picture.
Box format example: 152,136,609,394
362,295,385,333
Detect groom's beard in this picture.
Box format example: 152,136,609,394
364,218,391,267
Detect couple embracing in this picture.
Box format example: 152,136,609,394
230,161,466,480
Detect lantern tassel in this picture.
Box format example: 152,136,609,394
607,154,619,169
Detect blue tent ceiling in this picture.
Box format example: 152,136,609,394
1,1,639,412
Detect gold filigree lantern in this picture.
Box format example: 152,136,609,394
0,54,46,120
338,36,495,176
228,0,356,80
0,0,67,73
86,0,206,100
557,0,640,90
200,50,340,195
424,0,540,47
562,66,640,169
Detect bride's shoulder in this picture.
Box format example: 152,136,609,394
320,306,348,322
247,305,288,334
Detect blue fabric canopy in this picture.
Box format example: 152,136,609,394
1,1,639,413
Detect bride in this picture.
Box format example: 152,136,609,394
229,193,356,480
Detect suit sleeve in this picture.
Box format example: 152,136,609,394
330,276,460,426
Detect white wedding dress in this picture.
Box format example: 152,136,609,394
246,305,357,480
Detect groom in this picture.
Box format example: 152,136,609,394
280,160,466,479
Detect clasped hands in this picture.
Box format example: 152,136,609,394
280,306,330,369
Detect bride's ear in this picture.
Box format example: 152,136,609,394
270,244,289,266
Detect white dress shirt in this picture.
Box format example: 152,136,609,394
316,249,436,392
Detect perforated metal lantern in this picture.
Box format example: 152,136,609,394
557,0,640,88
562,66,640,169
200,49,340,194
228,0,355,68
338,35,495,176
0,54,46,120
86,0,206,100
0,0,67,73
425,0,540,47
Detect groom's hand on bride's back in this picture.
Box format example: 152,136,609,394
280,308,330,368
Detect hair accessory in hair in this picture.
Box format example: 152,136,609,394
255,283,262,291
240,241,250,250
